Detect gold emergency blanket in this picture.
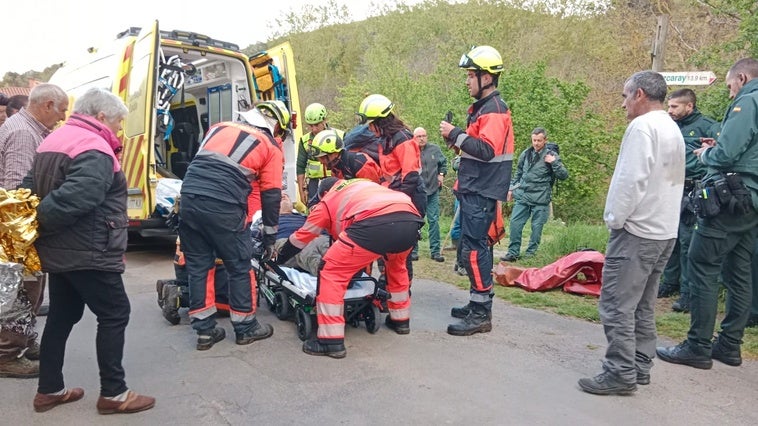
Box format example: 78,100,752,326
0,188,41,275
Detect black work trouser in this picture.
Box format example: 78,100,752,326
687,209,758,351
38,270,130,397
179,194,256,335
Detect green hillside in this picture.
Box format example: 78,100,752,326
257,0,743,223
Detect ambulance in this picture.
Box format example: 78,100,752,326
49,21,302,237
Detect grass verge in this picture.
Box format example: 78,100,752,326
416,218,758,359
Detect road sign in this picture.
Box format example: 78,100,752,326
660,71,717,86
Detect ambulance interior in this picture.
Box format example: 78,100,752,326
157,46,255,180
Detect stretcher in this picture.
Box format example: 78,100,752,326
251,258,388,341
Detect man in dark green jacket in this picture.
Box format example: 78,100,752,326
658,58,758,370
411,127,447,262
658,89,720,313
501,127,568,261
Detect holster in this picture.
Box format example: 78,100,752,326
693,181,721,218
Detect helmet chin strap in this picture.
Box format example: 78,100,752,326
326,152,341,170
474,71,494,100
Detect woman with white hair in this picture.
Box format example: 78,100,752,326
20,87,156,414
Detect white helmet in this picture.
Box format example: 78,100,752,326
237,109,277,136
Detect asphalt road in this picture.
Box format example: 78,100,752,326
3,246,757,425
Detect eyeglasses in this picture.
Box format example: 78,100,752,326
416,134,427,138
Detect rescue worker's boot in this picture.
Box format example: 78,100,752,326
196,327,226,351
450,302,472,319
161,284,181,325
451,293,494,319
235,318,274,345
302,339,347,359
385,316,410,335
447,303,492,336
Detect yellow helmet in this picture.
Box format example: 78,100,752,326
459,45,503,75
304,103,328,125
356,94,394,124
256,100,290,129
310,129,344,157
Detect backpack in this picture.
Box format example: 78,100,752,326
546,142,560,155
545,142,560,187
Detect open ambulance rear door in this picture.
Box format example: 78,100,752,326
250,41,302,203
122,21,162,235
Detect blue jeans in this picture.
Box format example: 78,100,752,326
507,202,549,257
451,198,461,241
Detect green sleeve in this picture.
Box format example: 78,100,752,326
702,99,758,170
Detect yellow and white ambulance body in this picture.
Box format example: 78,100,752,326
49,21,301,237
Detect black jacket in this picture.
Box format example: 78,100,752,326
20,115,127,273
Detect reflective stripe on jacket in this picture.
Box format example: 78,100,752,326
289,179,420,249
181,121,283,227
448,90,515,201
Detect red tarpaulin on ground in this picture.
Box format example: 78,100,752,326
493,250,604,297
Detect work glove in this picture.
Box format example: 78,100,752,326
276,239,302,265
261,232,277,262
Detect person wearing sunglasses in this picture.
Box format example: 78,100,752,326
439,45,515,336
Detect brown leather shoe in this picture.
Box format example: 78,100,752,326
97,390,155,415
33,388,85,412
0,357,39,378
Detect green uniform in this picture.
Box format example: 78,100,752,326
660,109,720,300
687,78,758,354
296,128,343,201
506,146,568,258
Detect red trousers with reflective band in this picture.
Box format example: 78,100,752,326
316,234,411,341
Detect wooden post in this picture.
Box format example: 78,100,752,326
651,14,670,72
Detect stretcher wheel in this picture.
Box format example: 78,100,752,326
296,308,313,341
274,291,291,320
365,305,381,334
264,288,276,312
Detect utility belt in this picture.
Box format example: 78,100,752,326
683,178,699,194
692,173,753,218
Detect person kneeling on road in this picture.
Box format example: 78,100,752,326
276,178,423,358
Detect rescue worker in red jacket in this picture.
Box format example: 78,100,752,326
355,94,427,284
276,178,424,358
357,94,427,217
247,100,290,215
439,45,515,336
310,129,382,183
179,105,284,351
